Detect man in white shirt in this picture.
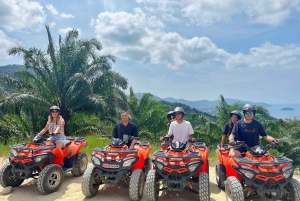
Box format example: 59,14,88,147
165,107,194,150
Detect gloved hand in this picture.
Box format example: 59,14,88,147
33,135,43,143
229,139,236,146
274,139,283,146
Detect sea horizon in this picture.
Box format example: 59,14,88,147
267,103,300,119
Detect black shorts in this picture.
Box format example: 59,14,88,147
234,147,247,156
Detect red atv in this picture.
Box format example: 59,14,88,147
0,134,88,194
81,135,151,201
216,141,300,200
145,137,210,201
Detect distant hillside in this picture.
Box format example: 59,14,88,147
135,92,272,115
0,64,24,77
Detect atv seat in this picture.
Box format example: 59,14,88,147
62,140,71,149
194,142,206,148
217,144,230,150
75,137,86,142
139,141,150,146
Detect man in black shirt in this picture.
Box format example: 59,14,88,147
229,104,281,158
112,111,138,149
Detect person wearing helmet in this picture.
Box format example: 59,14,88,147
220,110,242,151
228,104,282,158
164,107,194,150
112,110,138,149
35,106,67,166
166,111,176,132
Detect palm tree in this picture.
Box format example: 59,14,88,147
128,87,167,142
215,95,270,127
0,25,128,134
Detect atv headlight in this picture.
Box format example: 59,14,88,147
10,150,18,158
283,167,294,178
239,169,255,179
123,158,136,167
188,162,201,172
153,160,164,170
91,156,101,166
34,154,48,163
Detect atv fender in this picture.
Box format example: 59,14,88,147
131,154,144,170
226,158,243,182
62,140,87,158
196,147,209,175
51,147,64,166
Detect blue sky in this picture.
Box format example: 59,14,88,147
0,0,299,104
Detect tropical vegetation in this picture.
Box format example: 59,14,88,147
0,26,299,168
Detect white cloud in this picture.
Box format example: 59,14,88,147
226,42,300,69
0,30,15,59
49,22,56,28
137,0,300,26
0,0,46,31
46,4,74,19
59,13,74,19
59,27,81,36
92,9,229,69
92,9,300,70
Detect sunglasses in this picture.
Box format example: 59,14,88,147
51,111,59,113
245,111,254,115
169,117,175,120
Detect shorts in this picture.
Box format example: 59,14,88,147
234,147,247,156
50,134,68,145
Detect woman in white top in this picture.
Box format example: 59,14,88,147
37,105,67,149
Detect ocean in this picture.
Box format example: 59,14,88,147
267,104,300,119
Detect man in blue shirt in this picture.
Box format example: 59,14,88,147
228,104,281,158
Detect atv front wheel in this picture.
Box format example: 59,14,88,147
37,164,64,194
215,161,225,189
145,169,158,201
225,176,243,201
198,172,210,201
282,178,300,201
81,166,102,198
129,169,145,201
0,163,24,187
71,152,88,176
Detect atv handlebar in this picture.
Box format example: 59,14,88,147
188,138,203,143
103,135,140,141
234,140,280,153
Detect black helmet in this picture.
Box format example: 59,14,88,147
49,105,60,113
174,107,185,116
111,138,125,147
230,110,242,120
243,104,256,115
171,141,187,151
167,111,175,120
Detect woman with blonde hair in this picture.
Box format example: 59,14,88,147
34,106,67,166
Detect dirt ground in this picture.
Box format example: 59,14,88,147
0,157,299,201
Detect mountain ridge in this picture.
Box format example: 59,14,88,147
135,93,272,115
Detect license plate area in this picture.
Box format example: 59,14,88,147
102,163,119,169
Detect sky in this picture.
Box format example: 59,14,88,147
0,0,299,104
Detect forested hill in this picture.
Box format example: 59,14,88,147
159,100,216,123
0,64,23,77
